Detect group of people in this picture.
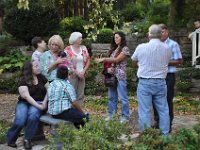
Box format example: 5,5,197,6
6,32,90,149
6,22,184,149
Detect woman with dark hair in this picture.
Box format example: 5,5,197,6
95,31,130,123
7,60,49,150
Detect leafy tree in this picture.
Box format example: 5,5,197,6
3,4,60,44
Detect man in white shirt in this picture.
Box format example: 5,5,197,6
131,24,172,135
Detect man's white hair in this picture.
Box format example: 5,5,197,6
148,24,162,39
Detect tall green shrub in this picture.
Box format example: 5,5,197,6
58,16,87,39
3,5,60,43
96,28,113,43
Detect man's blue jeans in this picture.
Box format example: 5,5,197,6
137,78,170,135
7,101,42,144
108,80,130,118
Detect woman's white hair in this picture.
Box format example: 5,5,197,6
69,32,82,44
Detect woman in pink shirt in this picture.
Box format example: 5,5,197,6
64,32,90,107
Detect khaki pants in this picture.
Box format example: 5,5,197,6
69,76,85,107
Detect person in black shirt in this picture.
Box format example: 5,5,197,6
7,60,49,149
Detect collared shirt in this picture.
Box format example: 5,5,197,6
40,50,57,81
164,37,182,73
131,39,171,79
47,78,76,115
32,50,42,63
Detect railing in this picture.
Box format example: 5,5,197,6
192,29,200,68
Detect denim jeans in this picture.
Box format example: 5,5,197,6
153,73,175,132
108,80,130,118
7,101,42,144
137,78,170,135
53,108,89,128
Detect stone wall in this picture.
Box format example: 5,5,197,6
92,29,192,61
126,29,192,59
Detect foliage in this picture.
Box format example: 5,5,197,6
17,0,29,10
0,48,30,73
176,67,200,92
83,0,120,41
85,59,107,96
0,35,25,56
3,4,60,44
85,58,137,96
131,0,170,36
48,116,200,150
0,72,20,93
49,115,132,150
121,2,145,22
174,95,200,115
58,16,87,40
0,119,10,144
96,28,113,43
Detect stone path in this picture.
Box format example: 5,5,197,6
0,115,199,150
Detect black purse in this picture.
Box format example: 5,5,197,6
104,74,117,87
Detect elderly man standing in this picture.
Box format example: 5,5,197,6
153,24,183,132
131,24,172,135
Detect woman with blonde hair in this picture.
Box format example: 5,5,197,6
64,32,90,107
40,35,66,82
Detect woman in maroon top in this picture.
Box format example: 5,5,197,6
6,60,49,150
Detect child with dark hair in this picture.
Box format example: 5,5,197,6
31,37,46,63
57,51,69,67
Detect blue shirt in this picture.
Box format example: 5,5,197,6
40,50,57,81
131,39,171,79
164,38,182,73
47,78,76,115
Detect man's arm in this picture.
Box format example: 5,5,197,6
72,101,84,113
168,59,183,66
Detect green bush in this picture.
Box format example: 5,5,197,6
0,48,30,73
0,71,20,93
131,0,169,36
96,28,113,43
121,2,144,22
176,67,200,93
49,115,132,150
58,16,87,40
3,5,60,44
0,119,10,144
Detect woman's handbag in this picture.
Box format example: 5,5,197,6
103,62,117,87
104,74,117,87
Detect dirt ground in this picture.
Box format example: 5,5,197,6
0,94,18,122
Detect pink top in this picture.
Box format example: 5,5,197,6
64,45,90,72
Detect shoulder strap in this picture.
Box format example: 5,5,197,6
58,80,73,104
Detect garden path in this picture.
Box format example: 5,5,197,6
0,94,199,150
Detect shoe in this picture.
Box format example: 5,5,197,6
120,117,129,123
7,143,17,148
105,115,112,121
23,139,32,150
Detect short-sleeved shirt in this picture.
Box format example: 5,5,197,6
110,46,130,80
18,74,48,102
131,39,171,79
32,50,42,64
164,38,182,73
47,78,76,115
64,45,90,74
40,50,58,81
